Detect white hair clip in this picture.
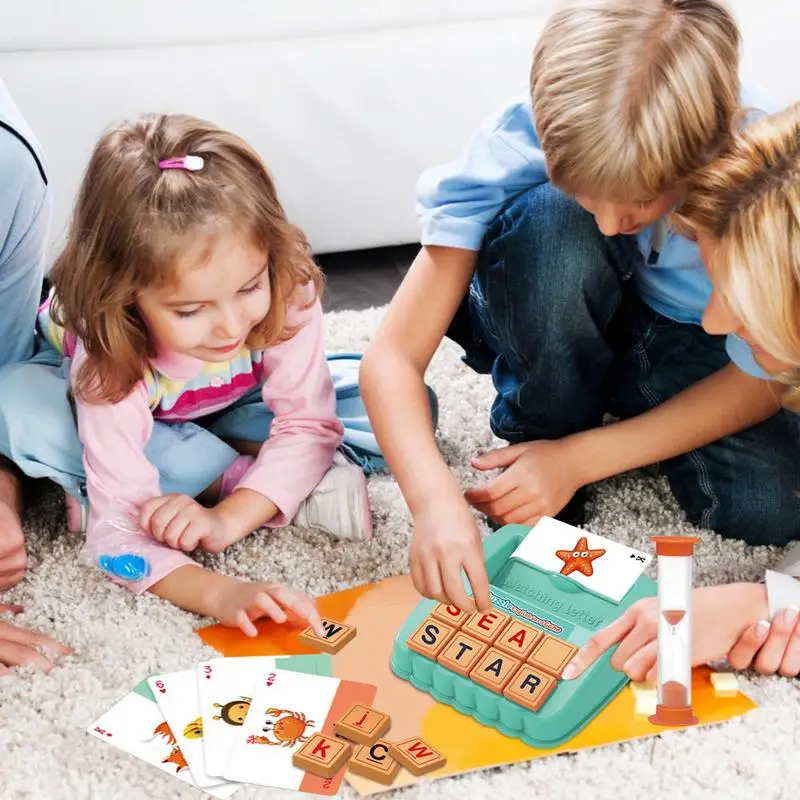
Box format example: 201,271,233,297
158,155,204,171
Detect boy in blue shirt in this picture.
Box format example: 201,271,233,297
361,0,800,617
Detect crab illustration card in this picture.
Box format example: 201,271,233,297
223,669,376,794
197,654,332,778
86,680,238,798
148,670,240,791
510,516,652,603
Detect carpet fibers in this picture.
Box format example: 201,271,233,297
2,307,799,799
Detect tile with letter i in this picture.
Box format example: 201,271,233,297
298,618,357,654
527,634,578,678
437,633,488,676
461,609,511,644
469,647,521,694
406,616,455,660
503,665,557,712
494,619,543,660
430,603,468,629
334,704,391,745
292,733,352,778
389,736,447,776
348,740,400,786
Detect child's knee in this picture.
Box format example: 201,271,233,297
669,459,800,548
476,184,624,337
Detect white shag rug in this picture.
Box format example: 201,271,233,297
2,306,799,800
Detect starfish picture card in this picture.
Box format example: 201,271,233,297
510,518,652,603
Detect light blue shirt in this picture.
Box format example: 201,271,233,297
0,80,51,367
417,80,776,378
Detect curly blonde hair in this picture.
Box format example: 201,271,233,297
50,113,322,404
531,0,741,201
671,103,800,406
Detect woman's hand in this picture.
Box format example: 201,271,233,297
562,583,769,681
465,440,582,525
728,604,800,677
0,604,72,675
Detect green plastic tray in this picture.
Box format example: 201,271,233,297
391,524,656,748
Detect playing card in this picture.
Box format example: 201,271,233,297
87,681,238,799
511,517,652,603
148,670,239,790
198,654,332,778
223,669,376,795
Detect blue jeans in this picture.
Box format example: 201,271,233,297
452,183,800,547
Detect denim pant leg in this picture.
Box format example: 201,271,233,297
609,301,800,547
468,183,638,442
146,421,242,499
0,350,87,501
201,386,274,443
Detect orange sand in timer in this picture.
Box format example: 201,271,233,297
662,610,686,626
660,610,689,706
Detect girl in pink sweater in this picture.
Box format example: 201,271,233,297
36,113,373,634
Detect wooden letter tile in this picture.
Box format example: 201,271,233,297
406,616,455,660
710,672,739,696
527,634,578,677
630,681,657,715
469,647,521,694
298,618,357,654
431,603,469,629
461,609,511,644
389,736,447,776
436,633,488,676
334,703,391,745
292,733,352,778
494,619,543,660
347,740,400,785
503,665,557,712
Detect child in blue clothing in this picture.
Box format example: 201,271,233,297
361,0,800,615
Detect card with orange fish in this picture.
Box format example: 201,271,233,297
86,680,238,798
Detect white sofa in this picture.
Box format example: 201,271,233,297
0,0,796,255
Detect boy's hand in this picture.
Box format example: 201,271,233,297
212,580,325,639
465,441,581,526
562,583,769,681
139,495,231,553
728,604,800,677
0,604,73,675
409,496,492,614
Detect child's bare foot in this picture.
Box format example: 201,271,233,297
0,463,26,591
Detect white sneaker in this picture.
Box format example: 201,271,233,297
293,452,373,540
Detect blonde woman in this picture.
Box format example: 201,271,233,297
566,104,800,681
361,0,799,612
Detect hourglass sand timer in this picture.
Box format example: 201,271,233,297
648,535,701,727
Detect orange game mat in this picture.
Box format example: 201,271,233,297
197,575,756,795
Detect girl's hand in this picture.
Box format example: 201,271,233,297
465,441,581,526
409,495,492,614
728,604,800,677
0,604,73,675
212,580,325,639
562,583,769,681
139,494,230,552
